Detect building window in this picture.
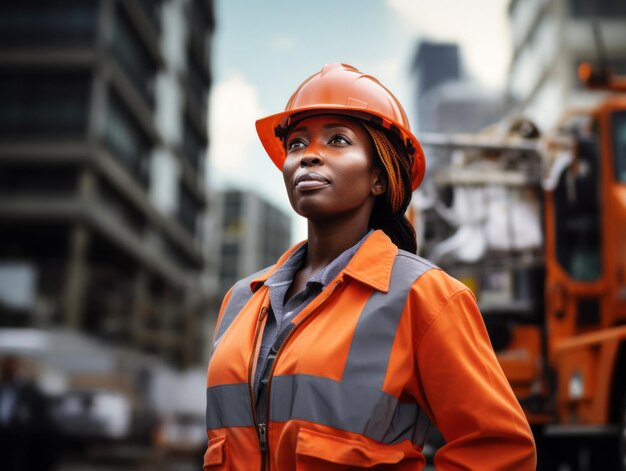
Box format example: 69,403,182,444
98,179,146,234
103,92,151,187
569,0,626,17
177,183,199,237
110,7,156,108
164,238,193,270
260,205,290,267
220,242,240,289
189,0,212,39
223,192,242,235
0,70,89,137
0,262,36,314
0,165,79,196
612,111,626,183
0,1,97,45
182,118,203,171
186,47,209,105
137,0,162,32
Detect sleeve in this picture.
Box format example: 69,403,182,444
415,287,536,470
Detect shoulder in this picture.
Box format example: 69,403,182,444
214,265,275,342
384,249,465,301
395,249,438,273
229,265,274,296
395,249,470,299
393,251,477,334
220,264,274,314
389,249,445,292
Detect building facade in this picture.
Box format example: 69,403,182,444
507,0,626,131
0,0,214,366
205,190,292,349
411,41,462,132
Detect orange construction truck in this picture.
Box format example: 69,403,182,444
418,64,626,469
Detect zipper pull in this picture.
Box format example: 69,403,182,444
258,306,268,321
258,423,267,452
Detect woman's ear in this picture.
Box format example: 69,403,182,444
371,169,387,196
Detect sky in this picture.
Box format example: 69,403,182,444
208,0,512,242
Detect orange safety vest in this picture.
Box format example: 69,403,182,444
204,230,536,470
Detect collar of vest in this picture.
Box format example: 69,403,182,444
249,230,397,293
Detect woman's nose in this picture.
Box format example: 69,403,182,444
299,153,323,167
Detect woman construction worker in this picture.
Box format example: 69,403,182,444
204,63,536,470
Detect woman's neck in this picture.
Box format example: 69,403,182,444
304,214,370,272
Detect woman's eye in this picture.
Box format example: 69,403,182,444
287,138,306,152
329,134,350,145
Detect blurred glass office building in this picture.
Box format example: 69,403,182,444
0,0,214,367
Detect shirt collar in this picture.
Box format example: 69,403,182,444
264,230,371,289
264,244,306,288
250,229,397,293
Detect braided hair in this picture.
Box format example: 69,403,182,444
362,123,417,254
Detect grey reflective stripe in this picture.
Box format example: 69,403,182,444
343,252,435,389
213,266,272,349
206,375,429,445
206,252,437,444
270,374,429,446
206,383,254,429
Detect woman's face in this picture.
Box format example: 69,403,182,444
282,114,385,222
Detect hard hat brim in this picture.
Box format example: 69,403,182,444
255,105,425,190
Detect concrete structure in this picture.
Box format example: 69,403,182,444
205,190,292,346
0,0,214,366
507,0,626,131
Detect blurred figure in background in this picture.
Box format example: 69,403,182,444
0,356,58,471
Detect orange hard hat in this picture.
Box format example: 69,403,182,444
255,63,426,190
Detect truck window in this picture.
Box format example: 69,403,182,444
553,127,602,281
612,111,626,183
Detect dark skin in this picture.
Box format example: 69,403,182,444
281,115,386,299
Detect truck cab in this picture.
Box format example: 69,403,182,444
419,73,626,468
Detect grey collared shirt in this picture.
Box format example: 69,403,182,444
253,231,372,393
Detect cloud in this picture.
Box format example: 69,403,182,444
208,73,293,228
387,0,511,88
209,74,263,182
370,57,402,84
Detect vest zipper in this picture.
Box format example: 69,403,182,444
247,306,268,471
258,422,268,451
262,280,344,471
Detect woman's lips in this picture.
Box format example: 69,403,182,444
294,172,330,191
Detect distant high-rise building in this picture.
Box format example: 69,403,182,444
411,41,461,131
507,0,626,131
412,41,461,99
0,0,214,366
411,41,510,134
